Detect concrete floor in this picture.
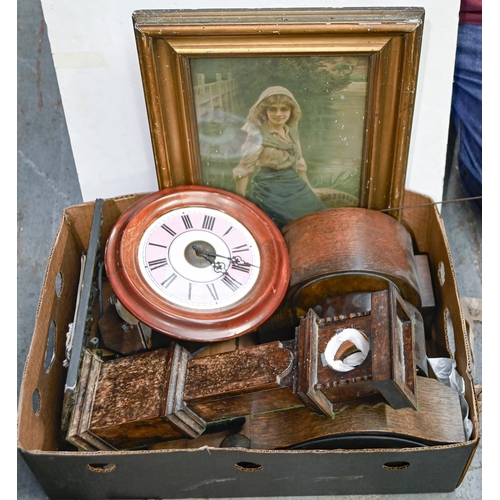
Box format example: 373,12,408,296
17,0,482,498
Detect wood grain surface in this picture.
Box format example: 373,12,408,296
89,346,188,448
283,207,421,317
249,376,466,449
150,376,465,451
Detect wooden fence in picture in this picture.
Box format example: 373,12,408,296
194,73,237,118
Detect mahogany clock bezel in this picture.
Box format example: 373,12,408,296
105,185,290,342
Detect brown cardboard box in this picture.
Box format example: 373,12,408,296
17,190,480,499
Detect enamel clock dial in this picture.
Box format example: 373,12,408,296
105,186,290,342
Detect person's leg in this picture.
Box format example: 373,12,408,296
451,23,482,210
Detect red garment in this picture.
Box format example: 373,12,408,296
459,0,482,25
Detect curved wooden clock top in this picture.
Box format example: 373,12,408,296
283,207,421,316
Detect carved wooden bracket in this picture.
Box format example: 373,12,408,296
295,285,419,418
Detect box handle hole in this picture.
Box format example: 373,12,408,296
438,261,446,286
44,319,56,372
32,388,41,414
55,272,63,296
235,461,263,472
383,461,411,470
86,463,117,473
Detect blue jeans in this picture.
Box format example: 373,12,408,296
451,23,482,210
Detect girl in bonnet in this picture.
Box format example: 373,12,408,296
233,86,326,229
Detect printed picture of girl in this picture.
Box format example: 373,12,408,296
233,86,329,229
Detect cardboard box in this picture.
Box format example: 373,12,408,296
17,190,480,499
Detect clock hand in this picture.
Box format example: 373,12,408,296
194,247,259,269
192,245,228,273
208,252,259,270
192,245,216,264
228,255,260,269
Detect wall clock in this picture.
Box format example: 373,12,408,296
105,186,290,342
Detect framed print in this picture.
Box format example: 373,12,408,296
133,8,424,222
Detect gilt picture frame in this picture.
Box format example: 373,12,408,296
133,8,424,218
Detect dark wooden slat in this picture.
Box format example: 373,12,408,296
250,377,466,449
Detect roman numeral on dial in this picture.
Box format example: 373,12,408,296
206,283,219,301
161,273,177,289
232,244,250,253
181,215,193,229
161,224,176,236
148,257,168,270
202,215,215,231
221,274,241,292
230,261,250,273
